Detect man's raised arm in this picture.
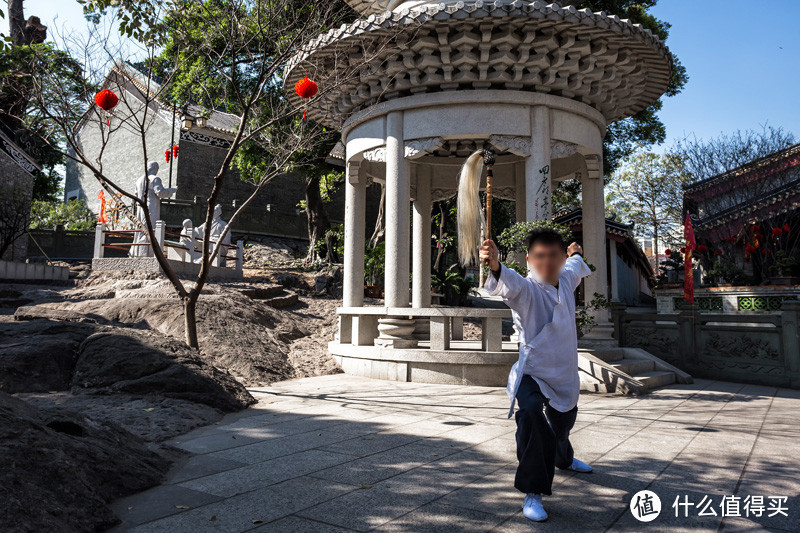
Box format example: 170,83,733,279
480,239,530,312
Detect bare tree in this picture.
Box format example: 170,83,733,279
21,0,409,348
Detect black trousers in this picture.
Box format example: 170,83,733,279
514,374,578,495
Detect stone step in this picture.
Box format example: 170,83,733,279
579,347,625,363
263,291,299,309
231,283,285,300
634,370,676,390
610,358,655,375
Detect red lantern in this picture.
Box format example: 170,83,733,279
772,227,782,238
94,89,119,111
165,149,171,163
761,248,769,256
294,77,318,122
172,145,180,158
664,249,672,256
94,88,119,126
750,224,760,233
745,245,756,254
784,224,791,233
294,77,318,99
714,249,722,256
696,245,707,253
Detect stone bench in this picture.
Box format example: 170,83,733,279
336,306,511,352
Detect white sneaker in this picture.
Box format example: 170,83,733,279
522,493,548,522
568,458,593,473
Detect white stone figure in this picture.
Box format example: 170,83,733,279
130,161,177,257
179,219,197,262
195,204,231,266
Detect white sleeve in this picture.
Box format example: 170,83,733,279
484,264,532,315
562,254,592,292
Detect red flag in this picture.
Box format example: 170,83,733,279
683,211,696,303
97,190,108,224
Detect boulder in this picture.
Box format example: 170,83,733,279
73,329,255,412
0,320,95,393
0,391,169,532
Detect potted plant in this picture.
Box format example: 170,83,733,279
767,250,800,285
432,266,476,307
703,257,749,287
364,242,385,298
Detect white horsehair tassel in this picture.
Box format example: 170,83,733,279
456,150,486,266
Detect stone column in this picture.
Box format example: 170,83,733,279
609,238,620,301
340,160,368,345
412,164,432,340
514,161,527,265
383,111,411,308
525,106,552,221
378,111,416,347
343,160,366,308
412,164,432,308
581,154,613,339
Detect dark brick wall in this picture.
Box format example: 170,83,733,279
0,150,34,260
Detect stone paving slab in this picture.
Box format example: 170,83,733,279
111,374,800,532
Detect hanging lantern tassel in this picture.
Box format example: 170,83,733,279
294,77,318,125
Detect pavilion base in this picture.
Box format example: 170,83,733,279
329,340,518,386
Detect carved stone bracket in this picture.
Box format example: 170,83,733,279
180,130,232,149
405,137,442,160
361,146,385,163
347,160,362,184
551,141,579,159
489,135,530,157
584,154,602,177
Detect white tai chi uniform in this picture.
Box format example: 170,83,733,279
484,255,592,417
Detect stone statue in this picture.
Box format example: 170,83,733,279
130,161,177,257
194,204,231,266
180,219,198,262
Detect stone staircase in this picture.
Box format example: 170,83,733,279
578,342,692,395
226,282,299,309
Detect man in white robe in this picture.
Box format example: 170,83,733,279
480,228,593,522
130,161,177,257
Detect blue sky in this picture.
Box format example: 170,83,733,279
24,0,800,148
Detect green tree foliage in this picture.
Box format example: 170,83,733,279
550,1,688,209
1,3,89,202
497,220,574,256
606,148,689,259
30,198,95,230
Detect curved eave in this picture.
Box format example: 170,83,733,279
284,1,672,128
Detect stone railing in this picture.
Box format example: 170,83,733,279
655,286,800,314
332,306,516,386
93,222,243,272
611,301,800,388
336,306,511,352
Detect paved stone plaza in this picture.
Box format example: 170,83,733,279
111,375,800,532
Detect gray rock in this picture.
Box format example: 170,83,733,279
0,320,95,393
0,391,170,532
72,329,255,412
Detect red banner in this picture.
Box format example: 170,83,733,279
97,190,108,224
684,211,696,303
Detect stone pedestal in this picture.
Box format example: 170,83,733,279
376,316,418,348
